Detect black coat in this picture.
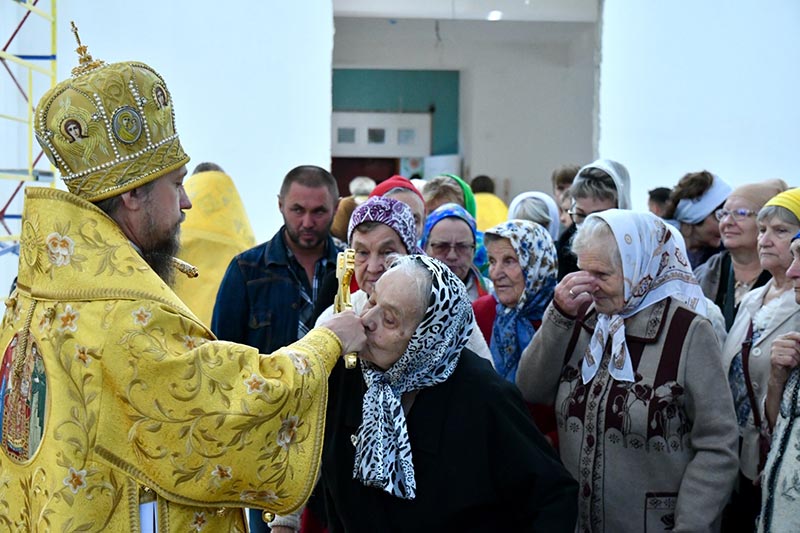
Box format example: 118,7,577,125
321,350,578,532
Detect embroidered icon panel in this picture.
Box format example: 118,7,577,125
1,336,48,462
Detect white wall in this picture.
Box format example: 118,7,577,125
0,0,333,287
333,17,596,202
599,0,800,211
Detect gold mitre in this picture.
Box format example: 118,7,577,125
34,23,189,202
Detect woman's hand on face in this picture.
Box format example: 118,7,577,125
769,332,800,391
554,271,595,317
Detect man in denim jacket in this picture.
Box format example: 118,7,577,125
212,165,340,530
212,165,340,354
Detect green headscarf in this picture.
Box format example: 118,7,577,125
442,174,476,218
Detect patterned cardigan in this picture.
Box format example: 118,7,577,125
517,298,739,532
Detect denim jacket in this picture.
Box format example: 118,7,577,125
211,227,339,353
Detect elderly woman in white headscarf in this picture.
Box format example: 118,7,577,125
517,209,739,533
508,192,561,241
319,255,578,530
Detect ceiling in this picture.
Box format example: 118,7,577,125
333,0,598,23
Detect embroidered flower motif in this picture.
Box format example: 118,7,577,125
57,305,79,332
74,345,96,367
38,312,52,332
182,335,204,350
63,467,87,494
240,489,278,505
288,350,311,375
190,511,207,531
244,373,266,394
277,415,300,450
132,307,152,327
211,464,232,482
46,232,75,267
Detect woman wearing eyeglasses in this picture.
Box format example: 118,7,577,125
420,203,493,302
557,159,632,281
695,180,788,330
720,188,800,531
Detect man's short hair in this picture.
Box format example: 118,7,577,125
470,175,494,194
94,179,158,217
279,165,339,202
648,187,671,204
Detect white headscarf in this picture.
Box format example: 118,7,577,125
507,191,560,240
574,159,632,210
581,210,707,384
673,174,732,224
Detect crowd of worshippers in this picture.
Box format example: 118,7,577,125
208,162,800,533
9,37,799,532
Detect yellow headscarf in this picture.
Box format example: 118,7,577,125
764,187,800,221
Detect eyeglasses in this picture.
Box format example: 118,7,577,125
428,241,475,256
715,208,757,222
567,210,584,224
568,209,600,225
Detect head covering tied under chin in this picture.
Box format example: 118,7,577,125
33,32,189,202
579,210,706,384
484,220,557,382
352,255,473,499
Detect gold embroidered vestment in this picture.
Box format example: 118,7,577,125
0,187,339,531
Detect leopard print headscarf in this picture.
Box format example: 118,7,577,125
352,255,473,499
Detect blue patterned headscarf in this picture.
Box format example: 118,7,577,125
485,220,557,382
353,255,473,499
421,202,488,274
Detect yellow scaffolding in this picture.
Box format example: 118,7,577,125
0,0,57,247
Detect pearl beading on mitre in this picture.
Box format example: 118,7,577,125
60,133,181,183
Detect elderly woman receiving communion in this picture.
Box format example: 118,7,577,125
320,255,578,531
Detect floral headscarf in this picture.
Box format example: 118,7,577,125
581,210,707,384
421,202,488,274
353,255,473,499
348,196,423,254
485,220,557,382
